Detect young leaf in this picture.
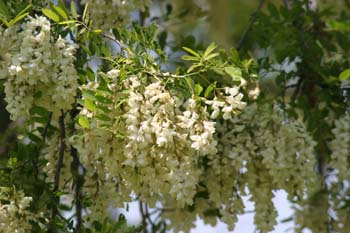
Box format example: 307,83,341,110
182,55,200,61
7,4,31,26
183,47,201,58
194,83,203,96
8,12,28,26
0,0,9,18
203,52,219,61
224,66,242,81
70,1,78,19
339,69,350,81
96,114,112,122
230,48,240,64
78,115,90,128
42,9,60,22
203,42,217,59
53,5,68,20
204,82,216,98
84,99,96,112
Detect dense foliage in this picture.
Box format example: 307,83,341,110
0,0,349,232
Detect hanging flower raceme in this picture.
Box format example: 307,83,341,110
329,113,350,181
201,103,317,232
3,16,79,120
0,189,42,233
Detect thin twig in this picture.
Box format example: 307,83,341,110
41,112,52,143
283,0,290,10
54,110,66,191
50,110,66,229
236,0,266,51
291,78,303,103
100,32,127,50
139,201,147,230
71,146,84,232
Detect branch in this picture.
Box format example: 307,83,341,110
236,0,266,51
54,110,66,191
70,146,84,232
77,20,131,53
100,32,128,51
50,110,66,229
41,112,53,144
290,78,303,103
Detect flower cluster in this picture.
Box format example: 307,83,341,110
123,80,218,207
329,113,350,181
80,0,151,29
0,26,20,79
203,103,316,232
3,16,79,120
70,64,320,232
205,86,246,119
0,189,38,233
41,134,73,189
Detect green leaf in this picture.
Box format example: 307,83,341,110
95,95,113,104
7,4,31,26
339,69,350,81
31,117,47,124
8,12,28,26
58,20,78,25
194,84,203,96
230,48,240,64
182,55,199,61
96,105,112,113
183,47,201,58
203,52,219,61
82,3,89,24
0,17,9,27
70,1,78,19
185,77,195,91
78,116,90,128
204,82,216,98
42,9,60,22
81,89,96,100
0,0,10,18
328,20,350,31
28,133,42,143
203,43,217,59
84,99,96,112
86,66,95,81
53,5,68,20
96,114,112,122
30,106,49,117
187,64,201,73
224,66,242,81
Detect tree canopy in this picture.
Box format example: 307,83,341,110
0,0,349,232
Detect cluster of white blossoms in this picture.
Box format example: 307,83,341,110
202,103,317,232
0,190,38,233
3,16,79,120
329,113,350,181
123,78,217,207
80,0,151,29
41,133,73,189
0,26,20,79
71,77,131,222
70,66,320,232
205,86,246,119
72,70,228,223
